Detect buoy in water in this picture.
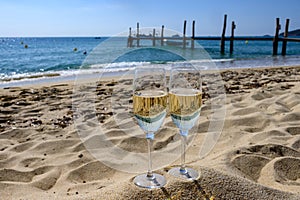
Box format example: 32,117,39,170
73,47,78,52
24,44,28,48
245,40,249,44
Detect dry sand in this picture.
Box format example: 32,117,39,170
0,66,300,199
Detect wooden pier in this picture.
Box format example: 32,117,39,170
127,15,300,56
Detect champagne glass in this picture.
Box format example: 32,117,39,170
168,65,202,180
132,67,167,188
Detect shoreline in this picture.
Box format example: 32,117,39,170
1,63,300,89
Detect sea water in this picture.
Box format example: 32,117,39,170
1,36,300,87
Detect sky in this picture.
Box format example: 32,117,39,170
0,0,300,37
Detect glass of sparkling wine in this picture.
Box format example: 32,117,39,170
168,65,202,180
132,67,168,189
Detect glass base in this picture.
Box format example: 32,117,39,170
133,173,166,189
168,167,199,181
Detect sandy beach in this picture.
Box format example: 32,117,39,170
0,66,300,199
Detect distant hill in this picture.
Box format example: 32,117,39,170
279,29,300,36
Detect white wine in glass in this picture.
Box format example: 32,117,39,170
132,67,167,189
168,66,202,180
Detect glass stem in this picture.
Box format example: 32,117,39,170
180,130,188,174
146,133,154,179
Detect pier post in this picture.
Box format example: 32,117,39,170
137,22,140,47
191,20,195,49
281,18,290,56
161,25,164,46
127,27,132,47
183,20,187,48
220,14,227,54
152,29,156,46
273,18,280,56
230,21,236,54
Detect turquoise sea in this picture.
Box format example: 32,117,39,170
1,36,300,87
